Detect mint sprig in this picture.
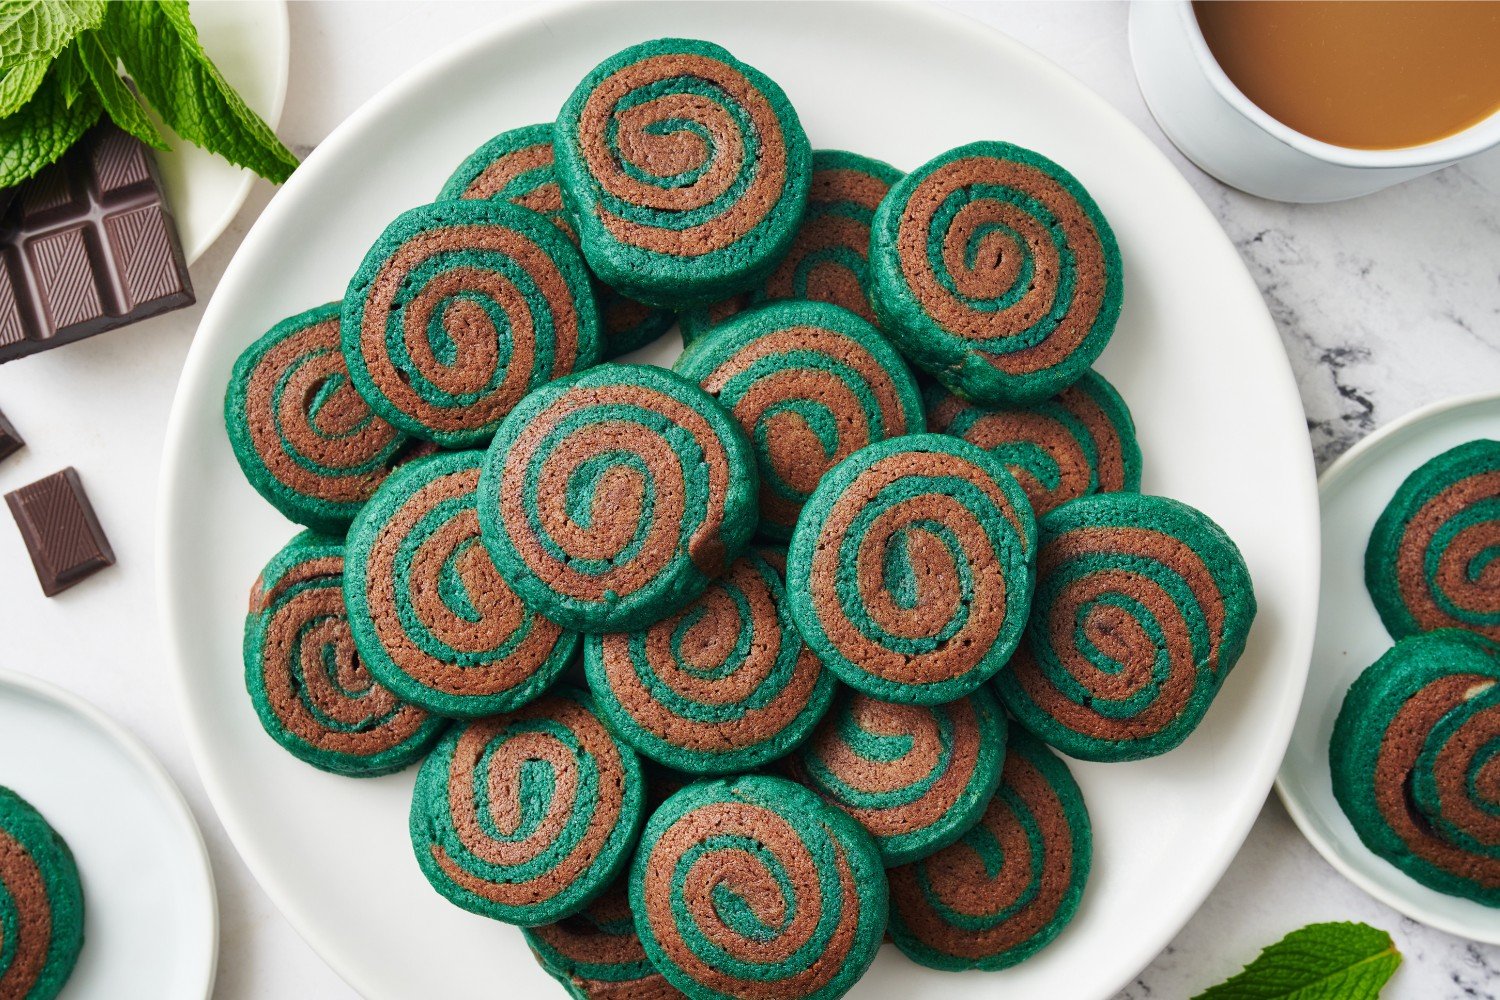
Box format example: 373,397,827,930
1192,922,1402,1000
0,0,296,187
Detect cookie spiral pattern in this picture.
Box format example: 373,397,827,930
225,302,409,533
785,686,1007,866
1332,630,1500,904
679,150,903,342
676,301,926,540
630,775,887,1000
554,38,813,309
244,532,443,777
479,363,759,633
887,731,1091,971
785,434,1036,705
340,199,601,448
994,493,1256,762
344,451,577,719
926,369,1141,517
1365,439,1500,643
440,123,675,358
585,553,833,773
410,689,645,925
524,879,687,999
869,141,1123,407
0,788,83,1000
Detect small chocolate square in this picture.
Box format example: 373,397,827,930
6,467,115,596
0,407,22,463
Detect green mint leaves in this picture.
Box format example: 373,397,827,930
0,0,296,187
1193,922,1402,1000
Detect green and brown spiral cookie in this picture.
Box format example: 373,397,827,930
630,775,887,1000
679,150,903,342
786,434,1036,705
554,38,813,310
785,686,1007,866
0,787,84,1000
869,141,1123,407
524,877,687,999
478,363,759,633
925,370,1141,517
225,302,410,533
1331,629,1500,904
341,199,601,448
1365,439,1500,643
675,301,925,540
995,493,1256,762
585,552,833,773
245,531,444,776
439,124,675,358
344,450,577,719
887,730,1090,971
410,688,644,925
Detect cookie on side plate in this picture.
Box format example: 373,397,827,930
0,787,84,1000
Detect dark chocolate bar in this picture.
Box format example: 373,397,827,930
0,122,194,362
0,406,21,463
6,467,115,596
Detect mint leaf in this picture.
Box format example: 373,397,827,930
0,53,45,115
52,40,85,106
0,0,103,115
100,0,296,182
75,30,165,150
1193,922,1401,1000
0,63,98,186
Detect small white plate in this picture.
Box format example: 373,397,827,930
1277,390,1500,942
160,0,291,264
0,670,217,997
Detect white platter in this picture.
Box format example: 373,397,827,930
0,670,217,998
156,3,1320,996
1277,390,1500,943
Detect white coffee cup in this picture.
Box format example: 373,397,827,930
1128,0,1500,203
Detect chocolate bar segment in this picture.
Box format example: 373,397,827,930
6,467,115,596
0,407,21,463
0,122,194,362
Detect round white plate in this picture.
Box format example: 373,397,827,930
159,0,291,264
0,670,217,998
1277,391,1500,943
156,3,1319,997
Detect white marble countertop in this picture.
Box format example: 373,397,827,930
0,2,1496,997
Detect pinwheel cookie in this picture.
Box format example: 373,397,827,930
0,787,84,1000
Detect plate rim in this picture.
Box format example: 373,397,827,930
0,667,220,998
1274,387,1500,942
156,1,1321,995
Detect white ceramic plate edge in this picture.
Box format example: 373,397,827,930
155,2,1321,995
1275,388,1500,941
0,668,220,997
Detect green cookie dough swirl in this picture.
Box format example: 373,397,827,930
676,301,926,540
224,302,410,533
345,450,577,719
785,686,1007,866
785,434,1036,706
585,553,833,773
994,493,1256,762
630,775,887,1000
887,730,1091,971
1365,439,1500,643
410,688,645,925
478,363,759,633
524,878,687,999
679,150,903,343
244,531,444,776
869,141,1123,407
0,788,84,1000
925,369,1141,517
554,38,813,309
340,199,601,448
440,124,675,358
1331,630,1500,904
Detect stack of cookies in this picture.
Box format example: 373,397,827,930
224,36,1258,998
